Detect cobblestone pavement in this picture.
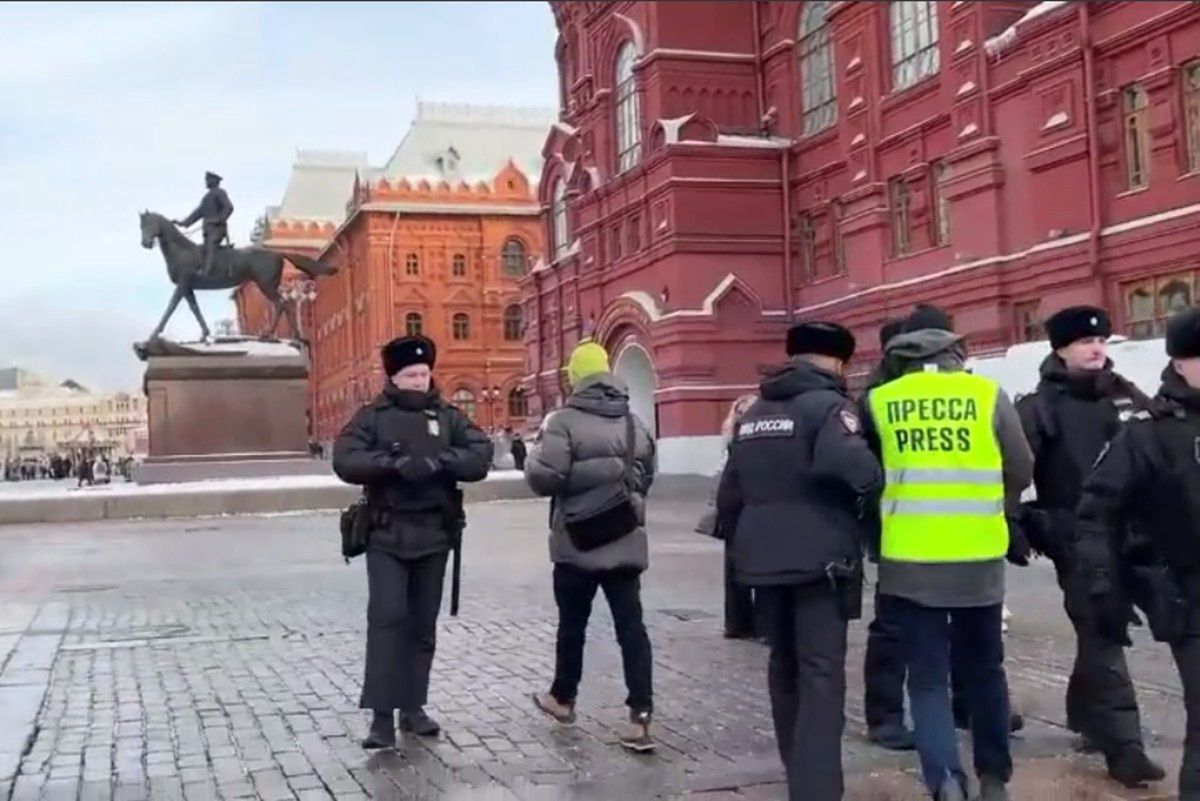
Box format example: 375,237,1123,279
0,496,1190,800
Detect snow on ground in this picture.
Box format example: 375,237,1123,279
0,470,526,501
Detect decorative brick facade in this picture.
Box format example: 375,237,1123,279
528,0,1200,473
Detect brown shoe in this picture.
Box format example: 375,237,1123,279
619,709,654,753
532,692,576,724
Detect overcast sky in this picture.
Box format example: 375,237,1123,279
0,1,558,392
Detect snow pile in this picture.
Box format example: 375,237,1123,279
968,336,1169,399
984,1,1073,57
183,338,304,357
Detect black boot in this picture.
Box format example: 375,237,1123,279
399,708,441,737
361,710,395,750
1107,747,1166,788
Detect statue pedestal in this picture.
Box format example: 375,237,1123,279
132,339,320,484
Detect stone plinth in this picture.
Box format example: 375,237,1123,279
133,339,311,484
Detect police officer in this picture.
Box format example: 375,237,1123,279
333,335,493,749
174,171,234,279
1075,306,1200,800
861,310,1033,801
717,322,883,801
1015,306,1164,787
861,318,916,750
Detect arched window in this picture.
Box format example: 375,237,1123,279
405,312,422,336
508,388,529,418
451,388,477,421
503,305,524,341
891,1,939,90
452,253,466,278
552,180,569,259
614,42,641,172
452,313,470,341
502,238,527,277
405,252,419,276
799,2,836,135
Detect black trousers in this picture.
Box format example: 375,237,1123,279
864,586,907,731
724,541,757,636
550,563,653,713
1173,636,1200,800
758,583,848,801
1056,563,1144,755
360,549,448,712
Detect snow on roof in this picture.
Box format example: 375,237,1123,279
985,1,1073,57
381,100,556,187
268,150,368,223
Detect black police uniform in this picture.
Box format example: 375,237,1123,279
333,336,492,746
717,324,882,801
1075,361,1200,800
1017,355,1153,754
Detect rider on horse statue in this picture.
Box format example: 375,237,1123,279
174,171,233,278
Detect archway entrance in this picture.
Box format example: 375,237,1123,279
612,343,657,438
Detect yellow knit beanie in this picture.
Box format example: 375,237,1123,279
566,340,610,388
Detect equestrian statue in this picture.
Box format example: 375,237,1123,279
137,171,336,350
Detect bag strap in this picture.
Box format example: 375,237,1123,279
624,413,637,482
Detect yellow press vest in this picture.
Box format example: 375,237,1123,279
868,370,1008,563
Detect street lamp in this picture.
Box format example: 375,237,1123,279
481,385,502,431
281,279,318,341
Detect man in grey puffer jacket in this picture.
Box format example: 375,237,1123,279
524,340,657,752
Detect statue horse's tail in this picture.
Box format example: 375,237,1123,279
283,253,338,277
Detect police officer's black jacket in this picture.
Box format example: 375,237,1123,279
716,359,883,587
333,384,492,559
1017,355,1152,514
1076,365,1200,643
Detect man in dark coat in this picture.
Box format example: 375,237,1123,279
525,340,658,752
1016,306,1164,787
174,171,234,278
1075,306,1200,800
718,322,883,801
333,334,492,749
508,427,527,471
861,317,914,750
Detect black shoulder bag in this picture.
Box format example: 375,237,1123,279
563,414,640,552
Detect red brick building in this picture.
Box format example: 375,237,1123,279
293,103,553,443
527,0,1200,473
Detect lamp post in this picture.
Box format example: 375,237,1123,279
481,385,502,431
281,279,318,341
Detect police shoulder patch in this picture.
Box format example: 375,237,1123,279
839,408,860,434
737,416,796,440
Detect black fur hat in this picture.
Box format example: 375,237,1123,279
786,322,856,361
1045,306,1111,349
1166,307,1200,359
381,335,436,376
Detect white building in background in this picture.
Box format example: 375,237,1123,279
0,368,147,460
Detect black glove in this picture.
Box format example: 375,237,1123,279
395,456,439,482
1006,516,1032,567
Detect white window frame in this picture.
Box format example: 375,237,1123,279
891,1,940,91
615,42,641,173
799,2,837,136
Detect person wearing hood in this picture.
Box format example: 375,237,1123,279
1075,306,1200,801
524,340,658,753
861,307,1033,801
333,335,493,749
1015,306,1164,788
717,322,883,801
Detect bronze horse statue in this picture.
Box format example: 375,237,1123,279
139,211,336,342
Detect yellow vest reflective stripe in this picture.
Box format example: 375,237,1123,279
868,370,1008,563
